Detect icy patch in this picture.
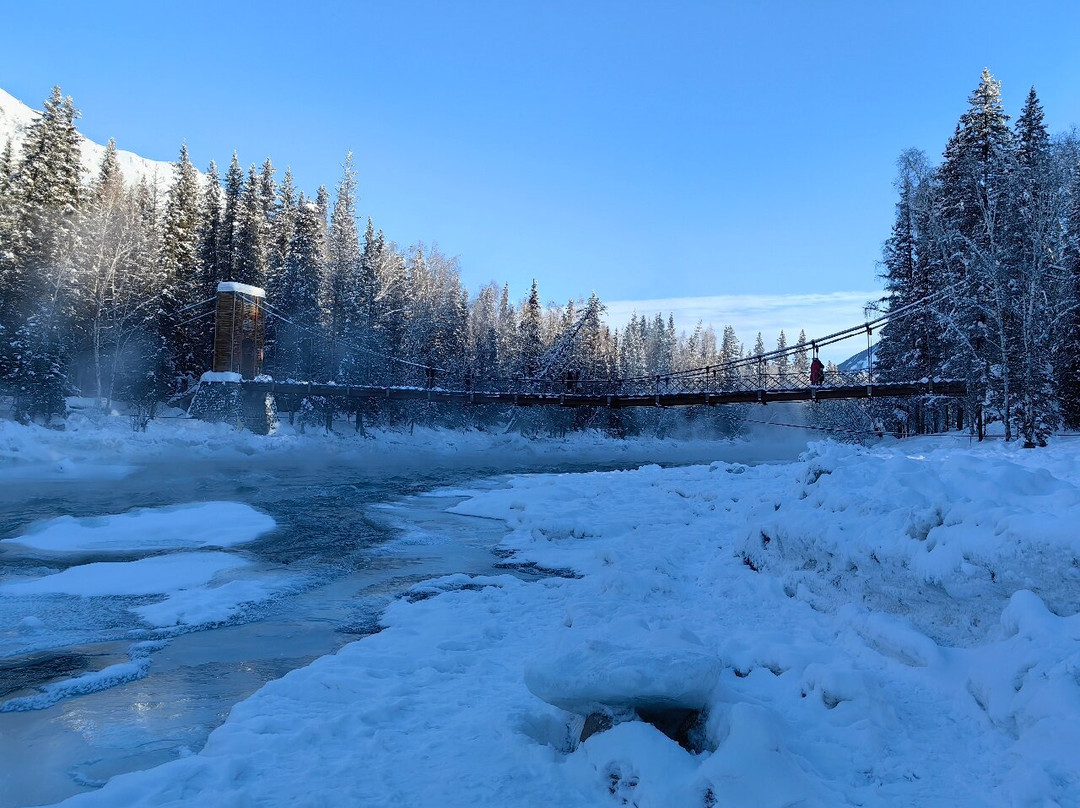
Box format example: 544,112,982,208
3,502,276,554
0,553,250,597
133,577,285,628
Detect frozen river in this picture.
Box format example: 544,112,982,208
0,438,799,807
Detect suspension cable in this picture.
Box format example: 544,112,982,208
248,294,450,374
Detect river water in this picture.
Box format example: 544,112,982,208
0,437,805,807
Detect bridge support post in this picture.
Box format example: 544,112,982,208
189,381,275,434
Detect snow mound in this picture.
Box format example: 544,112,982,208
524,632,721,714
3,502,275,554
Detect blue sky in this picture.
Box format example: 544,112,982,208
3,1,1080,355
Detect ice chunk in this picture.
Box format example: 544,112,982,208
4,502,275,554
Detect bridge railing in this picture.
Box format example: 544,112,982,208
447,368,876,398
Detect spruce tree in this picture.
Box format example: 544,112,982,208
221,152,244,280
199,160,223,290
936,69,1017,438
720,325,740,386
233,164,268,287
267,167,297,299
4,86,82,407
793,329,809,378
160,143,206,386
271,195,326,379
1012,87,1064,445
325,153,361,376
753,332,766,387
775,330,789,379
518,279,543,378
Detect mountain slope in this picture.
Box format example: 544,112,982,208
0,86,177,189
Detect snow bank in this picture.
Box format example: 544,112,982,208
3,502,275,553
47,437,1080,807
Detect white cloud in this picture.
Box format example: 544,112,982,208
602,291,884,364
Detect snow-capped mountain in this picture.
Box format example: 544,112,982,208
837,343,876,372
0,86,177,189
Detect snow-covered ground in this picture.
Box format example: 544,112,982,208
0,406,1076,806
6,412,1074,807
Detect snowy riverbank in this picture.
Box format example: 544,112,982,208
20,426,1078,807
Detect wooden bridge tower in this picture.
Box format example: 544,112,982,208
212,281,266,379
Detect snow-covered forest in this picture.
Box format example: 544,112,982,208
4,71,1080,445
0,86,798,437
874,69,1080,447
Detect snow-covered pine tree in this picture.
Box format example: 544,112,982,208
234,164,268,287
874,149,951,435
267,167,297,300
325,154,361,378
468,282,500,386
0,138,18,364
1062,140,1080,428
221,153,244,281
775,330,789,381
793,329,809,379
0,138,16,265
753,332,766,387
199,161,223,291
518,279,543,379
270,195,326,380
1010,87,1066,446
496,283,517,379
720,325,740,386
936,69,1017,438
160,143,206,387
3,86,82,404
620,313,646,379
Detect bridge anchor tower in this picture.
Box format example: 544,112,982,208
191,281,275,433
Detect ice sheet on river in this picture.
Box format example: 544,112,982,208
1,503,287,658
0,551,289,631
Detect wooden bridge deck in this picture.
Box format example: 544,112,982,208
237,378,967,409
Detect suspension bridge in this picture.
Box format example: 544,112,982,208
186,282,965,429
